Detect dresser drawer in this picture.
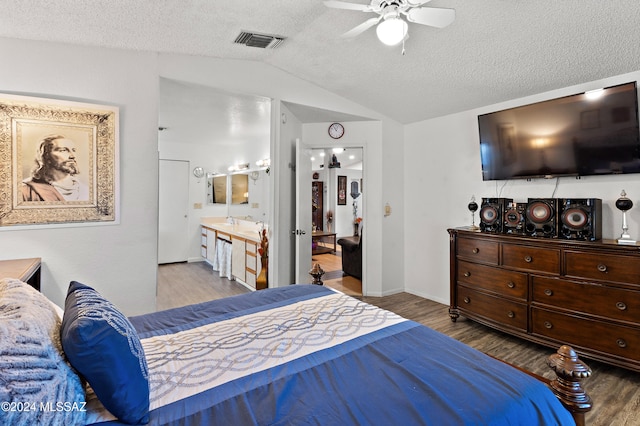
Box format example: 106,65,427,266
457,236,499,265
501,243,560,274
532,307,640,362
457,286,527,331
457,260,527,300
565,251,640,285
532,276,640,324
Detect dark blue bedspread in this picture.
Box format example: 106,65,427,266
91,285,574,426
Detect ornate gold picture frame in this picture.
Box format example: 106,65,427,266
0,93,119,227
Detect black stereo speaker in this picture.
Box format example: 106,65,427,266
558,198,602,241
480,198,512,233
503,202,527,235
526,198,558,238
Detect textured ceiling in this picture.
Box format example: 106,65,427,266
2,1,640,124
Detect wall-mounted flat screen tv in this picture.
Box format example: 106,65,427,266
478,82,640,181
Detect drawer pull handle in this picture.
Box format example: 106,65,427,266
617,339,627,348
463,297,471,304
507,311,515,318
544,321,553,329
544,289,553,296
464,271,471,277
472,248,479,254
597,263,607,272
616,302,627,311
507,282,515,289
524,255,533,263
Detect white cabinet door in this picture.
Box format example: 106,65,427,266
231,237,246,282
245,241,258,289
206,228,216,264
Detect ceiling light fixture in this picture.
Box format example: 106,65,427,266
376,15,408,46
325,0,456,53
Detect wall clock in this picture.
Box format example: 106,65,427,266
328,122,344,139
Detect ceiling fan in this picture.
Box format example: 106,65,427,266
324,0,455,47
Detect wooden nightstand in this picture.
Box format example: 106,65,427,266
0,258,42,291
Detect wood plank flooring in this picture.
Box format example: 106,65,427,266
311,251,362,297
157,262,639,426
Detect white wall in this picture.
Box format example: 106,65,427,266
0,38,159,315
0,39,405,311
330,169,363,238
405,71,640,305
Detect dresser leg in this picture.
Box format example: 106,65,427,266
449,309,459,322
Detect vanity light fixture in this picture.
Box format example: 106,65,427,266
256,158,271,168
229,163,250,172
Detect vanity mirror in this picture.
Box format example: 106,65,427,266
207,174,227,204
231,173,249,205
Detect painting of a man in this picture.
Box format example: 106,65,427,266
21,134,89,202
0,93,117,227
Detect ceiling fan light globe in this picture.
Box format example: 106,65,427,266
376,17,408,46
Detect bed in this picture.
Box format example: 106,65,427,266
0,278,591,426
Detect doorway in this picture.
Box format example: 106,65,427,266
310,147,363,296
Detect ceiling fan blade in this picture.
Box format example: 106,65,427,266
324,1,373,12
341,16,381,38
406,0,433,6
406,7,455,28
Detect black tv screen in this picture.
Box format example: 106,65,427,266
478,82,640,180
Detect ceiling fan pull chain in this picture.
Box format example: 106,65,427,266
401,38,406,55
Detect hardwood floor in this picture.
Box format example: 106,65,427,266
156,261,250,311
157,262,639,426
311,250,362,297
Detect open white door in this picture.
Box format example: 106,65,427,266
294,138,313,283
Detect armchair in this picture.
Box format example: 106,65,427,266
337,231,362,279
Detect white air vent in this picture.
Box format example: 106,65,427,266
234,31,285,49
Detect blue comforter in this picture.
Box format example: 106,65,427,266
88,285,574,425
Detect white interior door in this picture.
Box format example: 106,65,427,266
158,159,189,264
295,138,313,283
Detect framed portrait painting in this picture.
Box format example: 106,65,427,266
0,93,119,228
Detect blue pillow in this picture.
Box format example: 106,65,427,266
61,281,149,424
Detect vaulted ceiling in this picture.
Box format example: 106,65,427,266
2,1,640,124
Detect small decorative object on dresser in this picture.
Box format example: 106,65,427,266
615,190,636,245
467,195,479,229
449,227,640,372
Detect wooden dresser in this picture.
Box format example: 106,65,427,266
0,258,42,291
448,227,640,372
